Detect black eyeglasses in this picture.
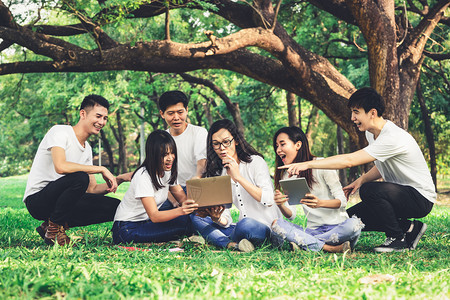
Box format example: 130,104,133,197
212,138,234,150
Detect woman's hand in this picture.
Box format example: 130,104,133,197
222,154,240,182
195,209,209,218
300,193,322,208
181,199,198,215
274,189,289,206
205,206,225,223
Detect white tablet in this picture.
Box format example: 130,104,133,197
279,177,311,205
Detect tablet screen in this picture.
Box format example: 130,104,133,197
279,177,311,205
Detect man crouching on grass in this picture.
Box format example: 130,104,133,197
23,95,131,246
280,87,436,253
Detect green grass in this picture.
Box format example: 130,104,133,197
0,175,449,299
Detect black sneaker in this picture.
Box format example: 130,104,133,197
373,237,408,253
405,220,427,250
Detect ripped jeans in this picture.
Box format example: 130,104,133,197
271,216,364,252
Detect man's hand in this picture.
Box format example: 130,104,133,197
278,162,308,177
117,172,133,185
343,178,363,199
102,167,118,193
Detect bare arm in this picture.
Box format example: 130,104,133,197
274,190,293,218
343,166,382,198
170,185,188,204
300,194,341,208
87,172,133,194
279,150,376,176
223,155,264,202
195,159,206,178
141,196,198,223
51,146,118,192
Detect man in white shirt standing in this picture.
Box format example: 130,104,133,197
280,87,436,253
159,91,208,196
23,95,131,246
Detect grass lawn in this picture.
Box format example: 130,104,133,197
0,175,449,299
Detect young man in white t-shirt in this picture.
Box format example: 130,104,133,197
158,91,208,202
23,95,131,246
280,87,436,252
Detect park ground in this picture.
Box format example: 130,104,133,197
0,174,449,299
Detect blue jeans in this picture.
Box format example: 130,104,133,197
271,217,364,251
190,215,271,248
112,215,193,244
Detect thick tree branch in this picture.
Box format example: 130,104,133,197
307,0,356,25
0,1,17,28
401,0,450,60
29,24,88,36
0,26,85,61
178,72,245,136
423,50,450,60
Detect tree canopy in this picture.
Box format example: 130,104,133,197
1,0,448,147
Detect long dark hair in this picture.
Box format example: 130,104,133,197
132,130,177,190
204,119,263,178
273,126,316,190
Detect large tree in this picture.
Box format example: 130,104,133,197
0,0,448,147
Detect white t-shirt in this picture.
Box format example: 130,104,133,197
168,124,207,186
23,125,92,201
221,155,282,227
114,168,176,222
364,120,436,203
282,160,349,229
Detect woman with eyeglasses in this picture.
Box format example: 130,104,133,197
190,119,282,252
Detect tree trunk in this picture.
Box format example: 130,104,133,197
336,125,347,186
298,97,302,131
203,101,213,126
286,91,298,127
305,106,320,147
100,129,115,173
113,111,127,174
191,98,204,127
416,80,437,191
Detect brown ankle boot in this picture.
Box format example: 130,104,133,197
36,220,49,240
44,220,71,246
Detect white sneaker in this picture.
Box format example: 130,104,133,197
237,239,255,252
183,235,206,245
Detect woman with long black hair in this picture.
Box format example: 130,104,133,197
191,119,281,252
112,130,198,244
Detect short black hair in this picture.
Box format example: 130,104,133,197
347,87,385,117
158,91,189,112
80,94,110,111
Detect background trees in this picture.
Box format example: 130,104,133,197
0,0,448,182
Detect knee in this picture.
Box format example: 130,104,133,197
70,171,90,189
359,182,377,202
347,216,365,233
236,218,267,232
